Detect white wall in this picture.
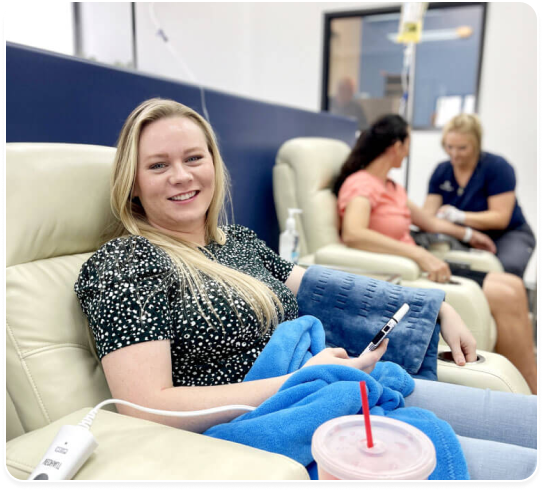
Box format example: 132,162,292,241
5,1,74,55
135,2,388,111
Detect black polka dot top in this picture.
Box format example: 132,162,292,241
74,225,297,386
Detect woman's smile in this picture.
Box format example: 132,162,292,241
168,190,200,203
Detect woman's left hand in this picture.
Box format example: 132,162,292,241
438,302,477,365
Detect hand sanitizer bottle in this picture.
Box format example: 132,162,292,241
279,208,302,264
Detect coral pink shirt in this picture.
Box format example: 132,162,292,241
337,170,416,245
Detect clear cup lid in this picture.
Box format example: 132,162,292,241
311,415,436,480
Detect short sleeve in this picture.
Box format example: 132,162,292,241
485,154,516,196
74,236,177,359
228,225,294,283
254,235,295,282
337,171,381,216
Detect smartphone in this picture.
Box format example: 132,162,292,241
361,303,410,355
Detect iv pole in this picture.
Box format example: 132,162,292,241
397,2,427,193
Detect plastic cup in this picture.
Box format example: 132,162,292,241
311,415,436,480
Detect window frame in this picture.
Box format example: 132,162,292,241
321,2,488,131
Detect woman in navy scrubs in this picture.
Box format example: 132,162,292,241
424,114,535,278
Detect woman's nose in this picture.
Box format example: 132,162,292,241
169,162,193,185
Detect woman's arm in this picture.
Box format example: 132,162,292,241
408,200,496,253
285,265,307,296
342,197,423,260
461,192,516,230
438,302,477,364
102,335,388,433
102,340,290,433
423,194,443,215
341,196,451,282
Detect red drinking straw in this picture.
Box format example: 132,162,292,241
360,381,374,448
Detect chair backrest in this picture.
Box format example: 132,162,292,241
6,143,118,441
273,137,351,258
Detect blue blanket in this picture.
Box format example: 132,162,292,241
205,316,469,480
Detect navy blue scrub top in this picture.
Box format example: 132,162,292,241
428,152,527,238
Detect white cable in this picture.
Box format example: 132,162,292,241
148,3,211,122
78,398,256,430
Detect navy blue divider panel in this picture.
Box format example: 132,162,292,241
7,43,357,250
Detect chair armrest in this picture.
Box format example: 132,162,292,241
314,243,421,281
439,249,504,273
6,408,309,480
437,346,531,395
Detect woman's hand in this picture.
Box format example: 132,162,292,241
439,302,477,365
470,230,497,253
304,339,389,374
414,247,451,283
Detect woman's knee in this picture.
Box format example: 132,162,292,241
482,277,515,309
487,273,528,306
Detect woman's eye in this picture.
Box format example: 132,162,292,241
150,163,166,170
187,155,202,163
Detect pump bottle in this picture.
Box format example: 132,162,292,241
279,208,302,264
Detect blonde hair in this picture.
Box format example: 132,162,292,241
441,113,483,155
109,98,283,332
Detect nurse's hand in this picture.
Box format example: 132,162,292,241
304,340,388,374
439,302,477,365
470,230,497,253
437,205,466,224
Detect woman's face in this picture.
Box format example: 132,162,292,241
393,133,410,168
134,116,215,237
443,131,478,167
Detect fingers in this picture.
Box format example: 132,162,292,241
449,342,466,366
328,347,349,359
433,264,451,283
353,339,389,370
462,338,478,363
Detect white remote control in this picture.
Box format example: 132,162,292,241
27,425,98,480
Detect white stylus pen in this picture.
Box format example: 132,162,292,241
361,303,410,355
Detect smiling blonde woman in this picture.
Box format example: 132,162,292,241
73,99,536,479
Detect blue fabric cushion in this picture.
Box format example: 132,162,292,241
296,265,444,380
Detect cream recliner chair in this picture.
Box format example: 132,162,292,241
5,143,309,480
273,137,529,393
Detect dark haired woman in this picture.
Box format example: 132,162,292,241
333,114,536,394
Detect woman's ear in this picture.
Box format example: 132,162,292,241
391,140,403,155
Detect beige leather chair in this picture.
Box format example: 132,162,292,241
5,143,309,480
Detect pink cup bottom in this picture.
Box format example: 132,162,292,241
317,464,429,480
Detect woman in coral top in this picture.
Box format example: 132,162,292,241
333,114,536,394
